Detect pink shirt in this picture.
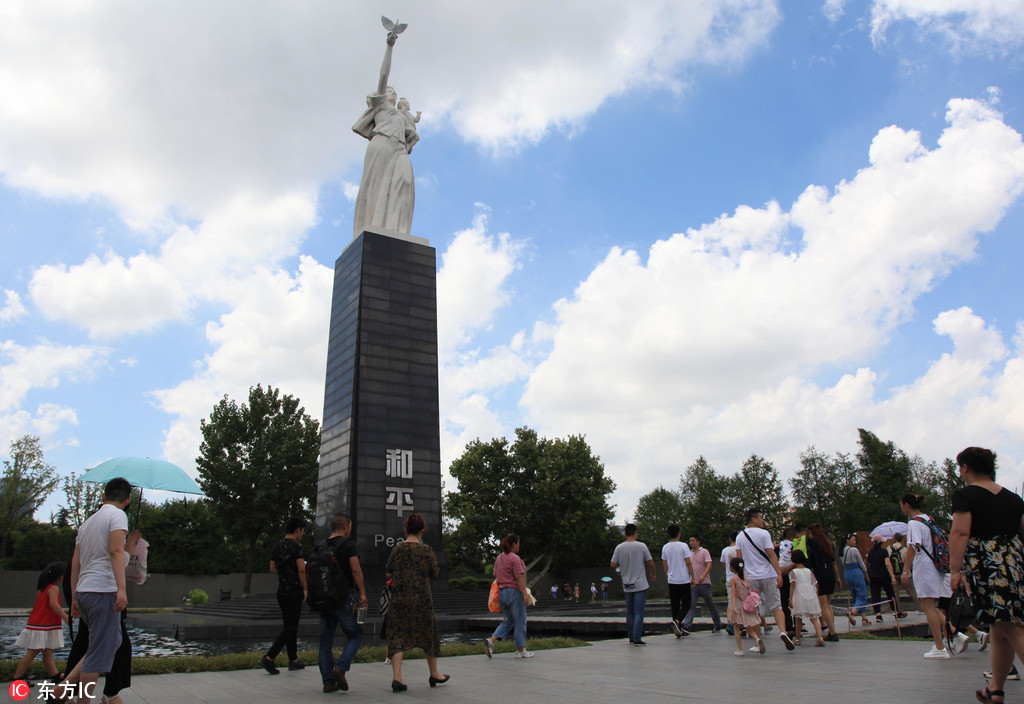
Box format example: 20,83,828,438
495,551,525,589
691,547,713,585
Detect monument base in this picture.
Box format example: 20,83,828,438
315,229,446,592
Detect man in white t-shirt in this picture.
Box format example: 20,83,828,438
661,524,695,637
720,532,738,636
735,509,795,653
63,477,132,703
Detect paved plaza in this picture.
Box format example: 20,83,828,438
92,630,1009,704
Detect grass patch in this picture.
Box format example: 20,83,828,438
1,637,588,680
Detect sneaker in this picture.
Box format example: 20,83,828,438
756,638,766,654
875,614,883,622
780,632,795,651
515,650,535,658
633,640,647,647
764,624,773,633
670,621,682,637
924,646,951,659
734,650,745,657
331,668,348,691
955,632,970,655
484,638,494,658
978,631,989,651
749,645,760,653
984,666,1020,680
288,660,305,671
825,633,840,642
896,612,908,618
259,655,280,675
711,625,722,634
680,623,692,634
322,683,339,693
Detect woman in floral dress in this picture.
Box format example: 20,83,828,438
949,447,1024,704
384,513,448,692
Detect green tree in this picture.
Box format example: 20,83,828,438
734,454,790,532
632,486,685,559
1,435,59,560
856,428,914,529
791,447,863,539
53,472,103,530
912,457,962,528
7,521,76,570
444,427,618,583
678,456,740,551
197,384,321,594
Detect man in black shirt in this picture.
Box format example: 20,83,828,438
260,517,308,675
319,514,368,693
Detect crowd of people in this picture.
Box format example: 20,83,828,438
9,445,1024,703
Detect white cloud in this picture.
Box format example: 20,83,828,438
513,98,1024,518
152,256,333,470
29,252,191,339
870,0,1024,51
0,1,780,233
0,291,28,324
435,211,531,482
0,340,110,413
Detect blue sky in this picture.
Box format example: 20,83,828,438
2,1,1024,523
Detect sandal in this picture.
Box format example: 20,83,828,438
815,639,826,647
793,637,802,645
976,688,1005,703
861,618,871,626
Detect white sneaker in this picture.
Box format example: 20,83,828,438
955,632,970,654
756,638,766,654
924,646,951,659
733,650,745,657
978,631,990,651
748,645,760,653
514,650,534,658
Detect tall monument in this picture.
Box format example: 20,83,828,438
316,17,445,592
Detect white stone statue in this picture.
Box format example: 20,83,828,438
352,17,418,239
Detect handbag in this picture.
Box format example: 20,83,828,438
742,582,762,613
947,587,974,632
125,538,149,585
378,579,392,616
488,580,501,613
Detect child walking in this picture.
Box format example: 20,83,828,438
12,563,70,683
728,557,764,656
789,550,825,646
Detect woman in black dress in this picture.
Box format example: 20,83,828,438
949,447,1024,704
866,536,898,622
806,523,843,641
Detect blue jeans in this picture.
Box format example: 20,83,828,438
846,565,867,614
492,587,527,648
318,594,363,684
624,589,648,642
683,583,722,630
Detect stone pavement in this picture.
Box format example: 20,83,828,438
88,630,1012,704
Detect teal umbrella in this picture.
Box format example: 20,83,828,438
80,457,203,495
80,456,204,524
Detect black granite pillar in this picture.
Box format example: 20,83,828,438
316,229,445,593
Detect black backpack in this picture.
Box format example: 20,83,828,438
306,538,350,614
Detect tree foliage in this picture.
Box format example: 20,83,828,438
444,427,618,581
54,472,103,530
196,384,321,593
1,435,58,560
677,456,742,552
632,486,685,559
735,454,790,530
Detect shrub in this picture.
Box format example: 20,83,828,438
449,576,493,591
188,588,208,606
